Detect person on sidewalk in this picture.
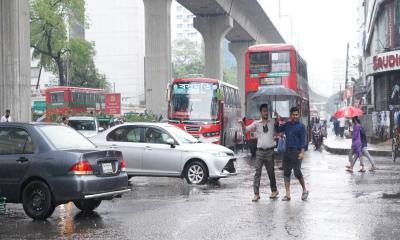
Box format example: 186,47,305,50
339,117,346,138
275,107,309,201
240,104,279,202
347,118,377,172
0,109,12,122
346,117,363,173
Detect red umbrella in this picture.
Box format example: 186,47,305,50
333,106,364,118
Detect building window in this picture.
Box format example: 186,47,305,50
177,15,183,19
177,24,183,29
187,23,193,28
177,33,183,38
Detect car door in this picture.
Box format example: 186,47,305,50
104,126,145,175
142,127,182,176
0,127,33,202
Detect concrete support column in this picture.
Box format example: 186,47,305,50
229,40,255,115
143,0,172,116
194,15,233,80
0,0,31,122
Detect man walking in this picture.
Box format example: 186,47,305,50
0,109,12,122
240,104,279,202
275,107,309,201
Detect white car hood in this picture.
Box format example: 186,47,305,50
79,130,98,138
180,143,233,154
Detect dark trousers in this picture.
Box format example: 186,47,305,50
339,127,345,137
254,149,277,194
283,149,303,183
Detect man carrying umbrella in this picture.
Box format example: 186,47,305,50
240,104,279,202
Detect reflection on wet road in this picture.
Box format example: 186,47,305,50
1,150,400,239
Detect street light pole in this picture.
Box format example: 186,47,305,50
345,43,349,106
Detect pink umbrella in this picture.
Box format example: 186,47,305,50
334,106,364,118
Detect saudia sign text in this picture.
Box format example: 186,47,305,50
366,50,400,75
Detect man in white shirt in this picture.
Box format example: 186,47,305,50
0,109,12,122
240,104,279,202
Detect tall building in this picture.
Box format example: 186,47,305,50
171,1,201,44
85,0,145,109
362,0,400,142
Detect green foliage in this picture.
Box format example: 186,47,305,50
123,113,158,123
223,66,237,86
30,0,107,89
68,38,110,90
172,39,205,78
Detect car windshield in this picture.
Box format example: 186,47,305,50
165,125,199,144
68,120,96,131
38,125,96,149
170,82,219,121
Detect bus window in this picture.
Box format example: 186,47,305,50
271,51,290,73
51,92,64,104
250,52,271,74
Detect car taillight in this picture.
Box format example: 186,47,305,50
69,161,93,175
121,159,126,172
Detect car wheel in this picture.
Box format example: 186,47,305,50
22,180,55,220
74,199,102,212
185,161,208,185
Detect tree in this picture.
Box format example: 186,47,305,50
223,66,237,86
68,38,110,90
30,0,85,86
172,39,204,78
30,0,107,89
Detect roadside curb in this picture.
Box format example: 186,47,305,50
323,143,391,157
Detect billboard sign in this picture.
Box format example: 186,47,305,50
105,93,121,115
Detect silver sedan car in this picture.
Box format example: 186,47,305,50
90,123,237,185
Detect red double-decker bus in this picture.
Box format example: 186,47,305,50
244,44,310,153
167,78,242,148
45,86,106,121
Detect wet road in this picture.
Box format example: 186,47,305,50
1,149,400,240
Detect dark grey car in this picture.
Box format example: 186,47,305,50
0,123,130,220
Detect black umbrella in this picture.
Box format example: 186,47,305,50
251,85,299,113
251,86,299,100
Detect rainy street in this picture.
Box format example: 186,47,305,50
1,149,400,240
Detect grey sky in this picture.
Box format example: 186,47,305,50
259,0,359,95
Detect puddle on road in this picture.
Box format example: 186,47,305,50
382,192,400,199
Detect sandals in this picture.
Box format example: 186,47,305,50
369,166,377,172
301,191,309,201
282,196,291,201
358,168,366,173
345,168,354,173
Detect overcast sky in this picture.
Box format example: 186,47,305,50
259,0,359,96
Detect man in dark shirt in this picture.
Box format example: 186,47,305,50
275,107,309,201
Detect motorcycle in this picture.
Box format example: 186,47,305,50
312,127,323,151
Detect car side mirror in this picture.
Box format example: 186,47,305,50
166,138,176,148
99,127,105,132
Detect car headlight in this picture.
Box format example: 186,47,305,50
211,151,229,157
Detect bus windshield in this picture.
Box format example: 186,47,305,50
170,82,219,121
249,51,291,74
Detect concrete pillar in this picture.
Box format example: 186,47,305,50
194,15,233,80
229,40,255,115
143,0,172,117
0,0,31,122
